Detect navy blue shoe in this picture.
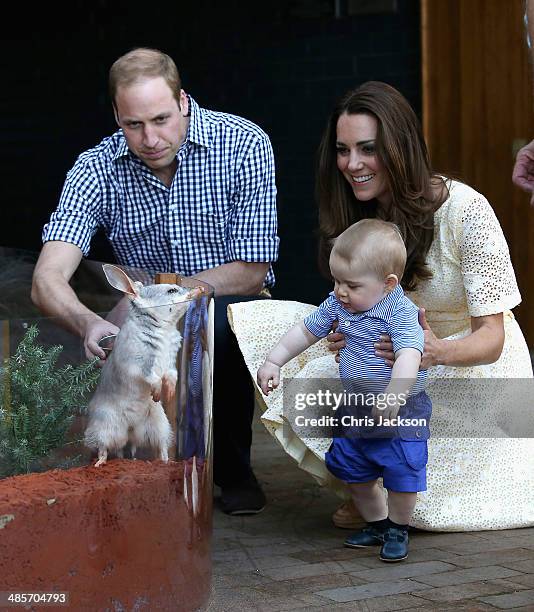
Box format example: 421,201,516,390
379,527,409,562
344,525,386,548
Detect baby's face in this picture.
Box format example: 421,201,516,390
330,255,388,313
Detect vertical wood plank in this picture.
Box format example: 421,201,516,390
421,0,534,345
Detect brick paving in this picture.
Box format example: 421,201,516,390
206,411,534,611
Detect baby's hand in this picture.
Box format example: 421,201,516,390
257,360,280,395
371,400,400,423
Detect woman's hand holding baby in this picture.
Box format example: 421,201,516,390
373,335,396,367
417,308,446,369
327,322,396,366
329,308,443,369
325,321,346,363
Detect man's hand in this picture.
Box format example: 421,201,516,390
326,320,346,363
512,139,534,206
84,319,120,361
257,360,281,395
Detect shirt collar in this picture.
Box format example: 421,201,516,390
111,94,213,162
113,136,130,161
186,95,214,148
364,284,404,319
332,284,405,321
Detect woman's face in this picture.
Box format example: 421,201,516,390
336,112,391,206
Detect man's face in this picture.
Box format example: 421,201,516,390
114,76,188,174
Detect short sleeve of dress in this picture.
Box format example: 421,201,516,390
449,189,522,317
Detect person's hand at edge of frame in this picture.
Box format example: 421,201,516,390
513,139,534,206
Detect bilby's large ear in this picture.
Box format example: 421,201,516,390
102,264,142,298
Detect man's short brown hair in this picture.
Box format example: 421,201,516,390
109,47,182,107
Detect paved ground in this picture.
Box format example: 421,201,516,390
206,410,534,611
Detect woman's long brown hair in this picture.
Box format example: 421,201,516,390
316,81,445,291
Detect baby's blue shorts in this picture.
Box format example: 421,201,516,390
325,436,427,492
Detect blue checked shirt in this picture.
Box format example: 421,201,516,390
42,96,279,287
304,285,427,395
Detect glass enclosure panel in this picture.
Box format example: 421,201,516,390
0,248,213,611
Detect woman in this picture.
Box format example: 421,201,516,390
228,81,534,531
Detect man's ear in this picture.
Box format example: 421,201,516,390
384,274,399,293
179,89,189,117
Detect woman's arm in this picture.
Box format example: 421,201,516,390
372,309,505,370
419,310,504,369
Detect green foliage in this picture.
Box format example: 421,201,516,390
0,325,100,477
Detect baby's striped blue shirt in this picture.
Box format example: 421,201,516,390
304,285,427,395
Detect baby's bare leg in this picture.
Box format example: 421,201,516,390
386,491,417,525
348,480,388,522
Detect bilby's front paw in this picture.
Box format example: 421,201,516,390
148,371,163,403
161,374,177,406
151,383,162,403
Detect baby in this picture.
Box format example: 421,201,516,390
257,218,430,562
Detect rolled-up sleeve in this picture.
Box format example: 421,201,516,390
42,162,102,256
226,135,279,263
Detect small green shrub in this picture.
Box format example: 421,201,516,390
0,325,100,477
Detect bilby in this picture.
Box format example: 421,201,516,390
84,264,203,466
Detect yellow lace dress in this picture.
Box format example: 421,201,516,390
228,180,534,531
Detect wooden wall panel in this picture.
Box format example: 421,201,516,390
422,0,534,346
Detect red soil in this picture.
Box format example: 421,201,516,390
0,459,212,611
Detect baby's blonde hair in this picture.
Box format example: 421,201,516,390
330,218,407,281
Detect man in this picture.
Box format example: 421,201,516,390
31,47,279,514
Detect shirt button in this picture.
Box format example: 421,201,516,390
169,204,177,211
415,430,421,438
171,240,179,247
343,320,351,327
